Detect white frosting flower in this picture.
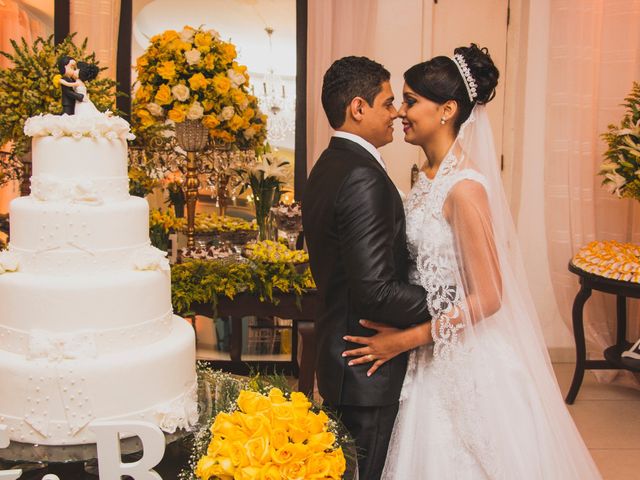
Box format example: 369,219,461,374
0,250,20,274
219,106,235,121
227,69,246,88
186,101,204,121
146,102,164,117
171,84,190,102
132,246,170,272
23,112,135,141
184,48,202,66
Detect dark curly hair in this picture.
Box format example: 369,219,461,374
321,56,390,129
404,44,499,132
77,61,99,82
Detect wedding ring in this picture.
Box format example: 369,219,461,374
367,354,375,361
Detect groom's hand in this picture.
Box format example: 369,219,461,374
342,320,402,377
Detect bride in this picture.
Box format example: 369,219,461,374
343,45,602,479
59,61,100,116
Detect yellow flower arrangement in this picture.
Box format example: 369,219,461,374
572,240,640,283
189,213,256,234
245,240,309,264
132,26,267,149
195,388,346,480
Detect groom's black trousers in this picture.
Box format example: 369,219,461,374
330,402,399,480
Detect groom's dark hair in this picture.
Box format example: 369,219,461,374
321,56,390,129
57,55,72,75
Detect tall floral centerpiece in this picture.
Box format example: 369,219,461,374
599,82,640,199
0,35,117,193
132,26,267,149
239,154,290,241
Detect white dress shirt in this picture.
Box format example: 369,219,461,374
332,131,387,171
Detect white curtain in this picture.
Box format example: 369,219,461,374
545,0,640,387
70,0,121,80
306,0,379,172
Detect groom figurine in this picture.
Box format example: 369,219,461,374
302,57,430,479
57,55,83,115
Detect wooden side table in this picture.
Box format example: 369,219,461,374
191,290,318,394
566,262,640,404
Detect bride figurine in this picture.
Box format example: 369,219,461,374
58,61,100,116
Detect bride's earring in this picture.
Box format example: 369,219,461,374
440,117,447,125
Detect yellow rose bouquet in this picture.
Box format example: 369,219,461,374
132,26,268,150
180,369,352,480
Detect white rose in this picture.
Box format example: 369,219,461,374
239,97,249,110
105,131,118,141
243,126,257,140
184,49,201,66
171,84,190,102
0,250,20,274
179,27,195,42
146,102,164,117
186,101,204,121
219,106,235,121
207,29,220,40
227,69,246,88
132,246,170,272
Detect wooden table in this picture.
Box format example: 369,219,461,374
190,290,319,394
566,262,640,404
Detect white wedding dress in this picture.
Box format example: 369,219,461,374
74,83,100,117
381,107,602,480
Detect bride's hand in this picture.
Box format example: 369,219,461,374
342,320,405,377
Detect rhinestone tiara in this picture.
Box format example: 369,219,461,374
451,53,478,102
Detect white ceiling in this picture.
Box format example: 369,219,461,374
133,0,297,77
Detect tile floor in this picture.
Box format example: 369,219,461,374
553,363,640,479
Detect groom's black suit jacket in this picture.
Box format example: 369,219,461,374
302,136,430,407
61,76,83,115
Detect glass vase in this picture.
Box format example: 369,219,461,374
254,186,278,241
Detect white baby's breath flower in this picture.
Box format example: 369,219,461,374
171,84,190,102
184,48,202,66
146,102,164,117
186,101,205,121
227,69,246,88
219,106,235,121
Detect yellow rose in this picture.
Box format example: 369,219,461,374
237,390,272,415
232,61,247,75
268,388,286,405
230,88,246,105
259,463,282,480
220,42,237,62
211,412,248,442
241,107,255,122
135,109,154,128
195,455,219,480
280,461,306,480
204,53,216,70
202,100,215,112
306,411,329,435
287,422,309,444
270,427,288,450
52,74,61,88
227,440,249,467
203,114,220,129
161,30,179,44
245,436,270,465
307,432,335,453
189,72,208,90
228,114,244,132
194,31,213,51
327,448,347,479
212,130,235,143
233,466,261,480
305,453,331,479
157,61,176,80
154,84,172,105
271,403,294,424
168,104,187,123
212,75,232,95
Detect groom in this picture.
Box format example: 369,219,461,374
302,56,430,479
57,55,83,115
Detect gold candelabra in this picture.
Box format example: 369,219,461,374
174,120,209,250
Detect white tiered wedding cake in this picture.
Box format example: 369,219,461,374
0,112,198,445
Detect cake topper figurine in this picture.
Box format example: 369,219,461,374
57,55,84,115
58,61,100,117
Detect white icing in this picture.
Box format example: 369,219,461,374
24,112,135,141
0,250,19,274
132,246,171,273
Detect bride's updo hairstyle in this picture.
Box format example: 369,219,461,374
404,44,499,132
77,62,99,82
